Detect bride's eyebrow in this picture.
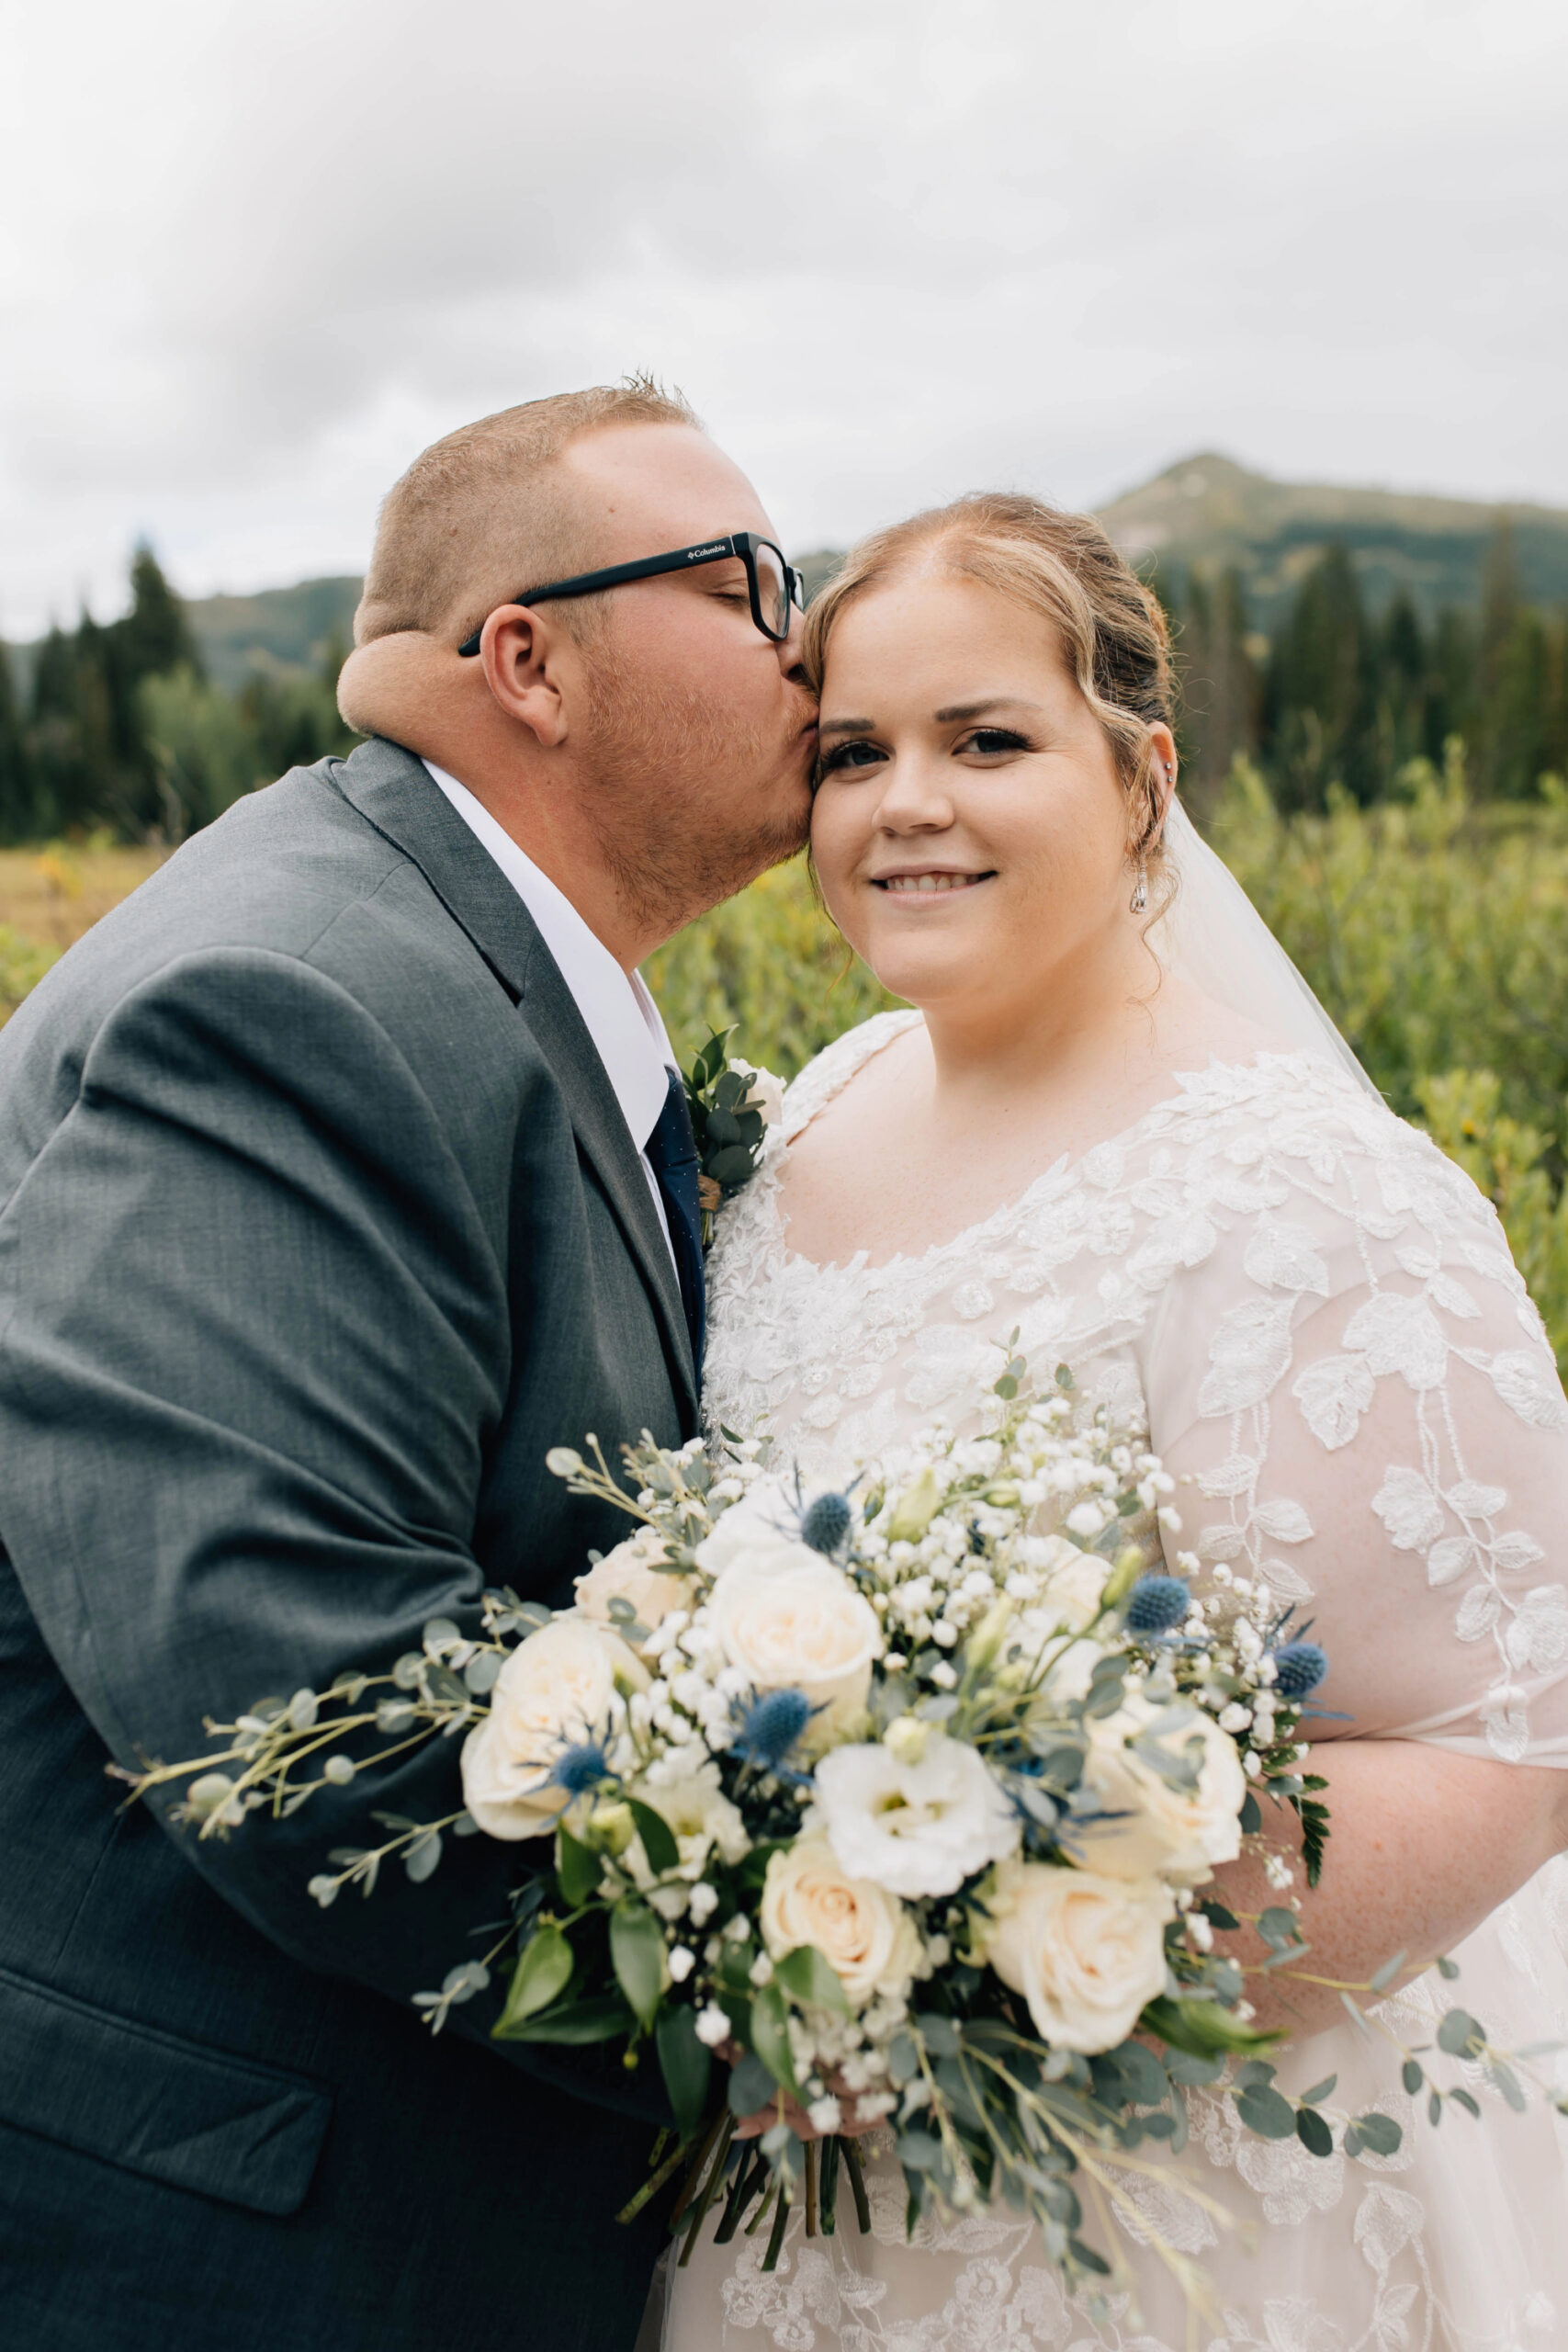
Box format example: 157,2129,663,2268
818,717,876,737
932,696,1044,723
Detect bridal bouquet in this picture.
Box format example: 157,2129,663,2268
134,1342,1453,2302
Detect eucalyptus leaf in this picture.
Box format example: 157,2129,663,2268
557,1826,602,1908
610,1898,667,2030
1402,2059,1424,2096
773,1944,851,2017
1437,2008,1485,2058
496,1994,633,2044
749,1980,800,2097
404,1831,442,1883
1235,2084,1297,2141
1351,2111,1403,2156
626,1798,680,1878
1300,2075,1338,2106
496,1925,575,2033
1295,2106,1334,2158
655,2005,712,2143
726,2051,776,2119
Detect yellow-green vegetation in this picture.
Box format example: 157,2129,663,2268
5,761,1568,1366
644,858,904,1078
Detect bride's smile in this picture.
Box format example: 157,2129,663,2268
811,569,1168,1032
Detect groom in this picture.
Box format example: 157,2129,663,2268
0,383,815,2350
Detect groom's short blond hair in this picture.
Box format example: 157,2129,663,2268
355,378,700,648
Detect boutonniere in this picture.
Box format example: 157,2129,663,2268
683,1026,784,1249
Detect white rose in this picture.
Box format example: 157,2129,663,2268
814,1732,1020,1899
626,1757,749,1884
694,1481,822,1581
760,1837,924,2009
732,1059,785,1128
459,1616,642,1840
1077,1690,1247,1884
574,1526,690,1644
979,1860,1173,2052
1037,1538,1111,1633
707,1557,880,1745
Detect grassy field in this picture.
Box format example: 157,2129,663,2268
6,768,1568,1368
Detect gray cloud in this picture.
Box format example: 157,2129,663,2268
2,0,1564,632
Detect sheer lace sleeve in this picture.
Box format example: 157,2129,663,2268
1140,1084,1568,1764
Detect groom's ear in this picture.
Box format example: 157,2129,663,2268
474,607,573,751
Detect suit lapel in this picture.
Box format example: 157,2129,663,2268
326,738,698,1427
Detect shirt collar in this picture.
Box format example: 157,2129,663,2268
422,761,674,1155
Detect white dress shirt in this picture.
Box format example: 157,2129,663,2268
423,761,679,1268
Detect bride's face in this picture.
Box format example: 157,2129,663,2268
810,571,1153,1016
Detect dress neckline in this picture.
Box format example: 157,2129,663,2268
758,1008,1351,1279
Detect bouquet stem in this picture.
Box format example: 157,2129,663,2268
762,2176,792,2273
677,2113,737,2267
841,2136,872,2235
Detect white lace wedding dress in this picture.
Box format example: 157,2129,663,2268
663,1009,1568,2352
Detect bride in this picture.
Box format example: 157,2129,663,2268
668,493,1568,2350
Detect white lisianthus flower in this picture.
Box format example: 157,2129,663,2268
732,1059,785,1127
1077,1691,1247,1884
760,1837,925,2009
626,1757,748,1884
573,1527,690,1645
814,1732,1019,1898
979,1860,1173,2052
707,1556,880,1746
459,1617,643,1840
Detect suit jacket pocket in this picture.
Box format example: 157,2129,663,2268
0,1962,333,2215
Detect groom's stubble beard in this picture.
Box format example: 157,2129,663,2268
578,656,814,936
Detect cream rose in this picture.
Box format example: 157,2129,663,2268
980,1860,1173,2052
760,1838,924,2009
573,1527,689,1644
707,1556,879,1744
1077,1690,1247,1884
460,1616,642,1840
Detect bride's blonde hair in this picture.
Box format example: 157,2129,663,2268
803,492,1175,873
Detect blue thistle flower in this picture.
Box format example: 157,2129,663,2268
549,1740,612,1796
801,1491,853,1556
1125,1574,1190,1635
732,1687,814,1771
1271,1642,1329,1701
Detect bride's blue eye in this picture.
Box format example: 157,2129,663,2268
818,741,886,775
964,728,1030,755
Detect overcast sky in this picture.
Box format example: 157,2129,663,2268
2,0,1564,637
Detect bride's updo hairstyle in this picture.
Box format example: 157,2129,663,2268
802,492,1175,887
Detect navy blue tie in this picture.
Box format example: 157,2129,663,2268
644,1068,705,1375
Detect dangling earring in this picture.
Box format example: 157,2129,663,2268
1129,856,1148,915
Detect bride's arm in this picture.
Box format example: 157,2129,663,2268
1209,1739,1568,2035
1138,1098,1568,2040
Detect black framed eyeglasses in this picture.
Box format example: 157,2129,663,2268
455,530,806,657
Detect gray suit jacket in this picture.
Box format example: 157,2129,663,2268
0,739,694,2350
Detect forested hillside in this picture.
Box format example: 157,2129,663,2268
2,455,1565,843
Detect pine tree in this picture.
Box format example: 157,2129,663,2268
119,543,202,684
0,639,39,842
1262,544,1378,807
